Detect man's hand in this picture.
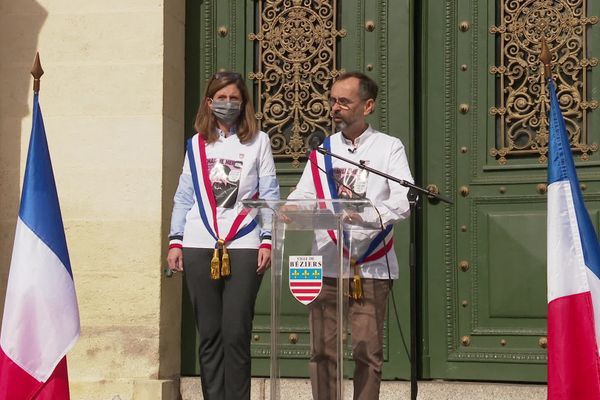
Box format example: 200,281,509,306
167,248,184,272
278,204,299,223
257,247,271,274
343,210,364,225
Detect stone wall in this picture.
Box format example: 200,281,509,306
0,1,185,398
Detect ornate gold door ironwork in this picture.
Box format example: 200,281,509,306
490,0,598,164
249,0,346,168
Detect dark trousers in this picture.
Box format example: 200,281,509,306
309,277,391,400
183,248,262,400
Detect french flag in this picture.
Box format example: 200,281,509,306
547,78,600,399
0,93,80,399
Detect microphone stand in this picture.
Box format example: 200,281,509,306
316,147,453,400
316,147,451,204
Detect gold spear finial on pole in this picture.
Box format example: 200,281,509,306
540,36,552,79
31,52,44,93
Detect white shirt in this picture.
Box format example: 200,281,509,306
172,130,277,249
288,126,413,279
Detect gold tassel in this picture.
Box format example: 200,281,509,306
210,246,221,280
221,242,231,277
351,263,363,300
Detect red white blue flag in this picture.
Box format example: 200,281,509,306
0,93,80,399
547,78,600,399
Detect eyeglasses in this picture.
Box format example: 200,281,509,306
328,97,353,110
209,97,242,106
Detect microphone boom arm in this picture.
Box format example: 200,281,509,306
315,147,453,204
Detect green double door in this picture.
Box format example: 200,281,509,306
181,0,600,383
421,0,600,382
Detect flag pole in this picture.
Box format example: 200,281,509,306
0,51,79,399
31,52,44,94
540,37,552,79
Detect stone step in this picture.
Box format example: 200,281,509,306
180,377,547,400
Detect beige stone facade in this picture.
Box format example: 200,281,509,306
0,1,186,399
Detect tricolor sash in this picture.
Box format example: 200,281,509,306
187,134,258,278
309,137,394,297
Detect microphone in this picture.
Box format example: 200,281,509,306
164,267,175,278
348,147,357,154
308,131,326,150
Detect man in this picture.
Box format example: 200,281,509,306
287,72,414,399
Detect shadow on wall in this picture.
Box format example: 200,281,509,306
0,0,47,324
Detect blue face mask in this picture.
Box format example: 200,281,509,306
211,100,242,125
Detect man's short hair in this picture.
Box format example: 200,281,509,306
335,72,378,101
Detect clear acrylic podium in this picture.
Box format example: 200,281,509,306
243,199,386,400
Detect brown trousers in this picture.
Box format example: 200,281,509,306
309,277,391,400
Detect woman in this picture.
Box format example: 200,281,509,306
167,71,279,400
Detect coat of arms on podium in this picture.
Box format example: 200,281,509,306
288,255,323,305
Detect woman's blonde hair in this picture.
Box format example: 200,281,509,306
194,71,258,144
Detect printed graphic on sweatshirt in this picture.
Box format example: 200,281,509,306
207,158,243,208
333,167,369,199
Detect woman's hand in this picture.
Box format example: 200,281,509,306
257,247,271,274
167,248,184,272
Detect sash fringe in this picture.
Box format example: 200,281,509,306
210,246,221,280
351,263,363,300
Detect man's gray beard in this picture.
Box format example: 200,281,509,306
335,121,347,131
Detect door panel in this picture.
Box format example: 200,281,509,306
181,0,253,375
479,208,547,323
182,0,414,379
422,0,600,381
